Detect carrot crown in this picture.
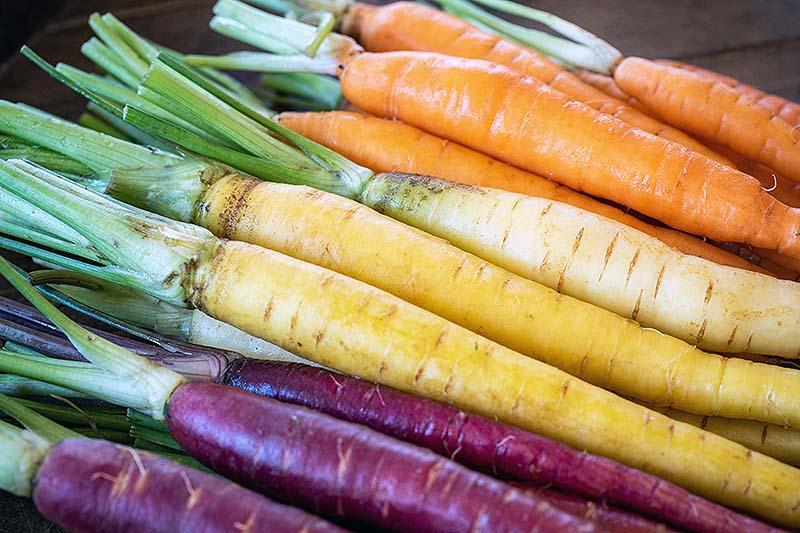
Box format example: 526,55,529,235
0,249,188,419
0,418,51,496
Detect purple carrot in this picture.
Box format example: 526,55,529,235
222,360,781,533
168,381,598,533
518,486,670,533
33,438,342,533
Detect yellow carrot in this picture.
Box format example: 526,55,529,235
192,175,800,429
646,403,800,468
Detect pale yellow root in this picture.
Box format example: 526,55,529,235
645,403,800,467
194,175,800,428
191,239,800,527
358,173,800,358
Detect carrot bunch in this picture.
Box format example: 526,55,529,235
2,1,800,531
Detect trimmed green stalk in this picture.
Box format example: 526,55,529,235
88,12,150,79
82,37,141,88
260,72,341,110
0,375,87,399
434,0,620,74
0,100,175,173
0,393,82,442
186,50,338,74
212,0,355,56
57,64,221,142
43,272,320,365
13,398,130,433
78,110,131,139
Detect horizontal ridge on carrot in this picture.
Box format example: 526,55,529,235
193,5,800,260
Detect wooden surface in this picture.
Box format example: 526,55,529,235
0,0,798,530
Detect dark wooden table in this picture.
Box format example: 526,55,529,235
0,0,798,530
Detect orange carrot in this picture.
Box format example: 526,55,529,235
614,57,800,182
573,69,648,113
657,59,800,129
333,50,800,258
340,1,730,165
279,110,771,275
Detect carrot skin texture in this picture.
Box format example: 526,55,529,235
341,2,727,164
615,58,800,182
517,488,670,533
339,51,800,257
655,60,800,129
573,69,649,113
222,360,777,533
277,110,764,274
167,381,593,532
33,438,339,533
189,240,800,526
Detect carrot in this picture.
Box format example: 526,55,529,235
195,6,800,258
656,59,800,130
645,404,800,468
319,1,730,165
0,249,601,532
34,439,345,533
408,0,800,183
224,360,776,533
0,400,342,532
711,144,800,208
278,110,768,275
4,161,800,526
573,68,648,113
332,51,800,257
614,57,800,182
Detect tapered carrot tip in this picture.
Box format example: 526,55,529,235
615,57,800,182
33,438,341,532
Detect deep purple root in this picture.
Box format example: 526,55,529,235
221,360,781,533
168,381,596,533
33,438,342,533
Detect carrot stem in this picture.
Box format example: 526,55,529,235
0,375,86,399
305,12,336,57
440,0,619,72
78,111,130,139
0,393,82,442
186,51,338,74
